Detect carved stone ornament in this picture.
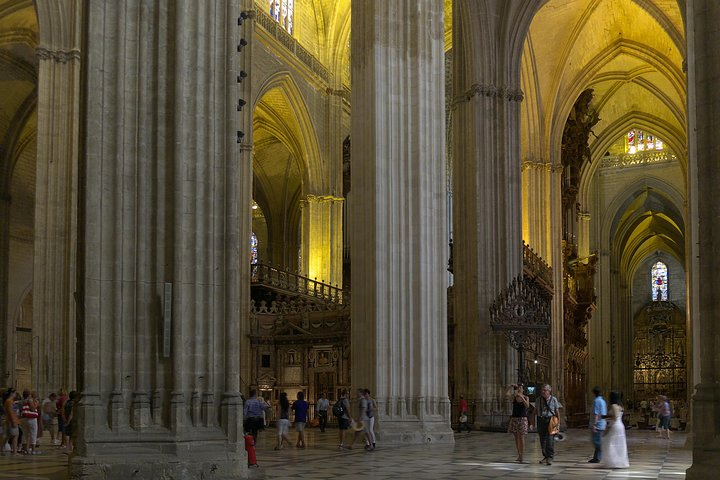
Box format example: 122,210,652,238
36,47,81,63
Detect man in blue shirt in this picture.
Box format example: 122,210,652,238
589,386,607,463
243,389,269,443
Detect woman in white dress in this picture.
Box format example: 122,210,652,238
599,391,629,468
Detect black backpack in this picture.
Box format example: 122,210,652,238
332,399,345,417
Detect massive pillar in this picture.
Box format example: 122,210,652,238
73,1,248,477
0,195,9,387
33,0,82,395
350,0,453,443
687,0,720,477
451,0,537,424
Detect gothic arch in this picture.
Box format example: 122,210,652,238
329,9,351,86
602,178,685,279
254,71,325,194
548,40,685,166
576,113,688,207
601,177,685,245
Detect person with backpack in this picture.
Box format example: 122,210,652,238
334,389,352,449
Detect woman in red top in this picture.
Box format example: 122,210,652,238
458,395,470,432
20,390,40,455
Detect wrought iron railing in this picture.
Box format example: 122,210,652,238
251,262,346,304
523,241,553,290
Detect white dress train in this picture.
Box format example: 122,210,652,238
600,407,630,469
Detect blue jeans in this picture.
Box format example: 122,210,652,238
592,429,603,460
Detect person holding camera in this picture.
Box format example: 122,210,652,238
506,383,530,463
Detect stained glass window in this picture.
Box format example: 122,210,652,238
627,129,664,154
651,261,668,301
250,232,258,265
269,0,293,34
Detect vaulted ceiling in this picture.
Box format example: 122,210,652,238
521,0,686,281
522,0,685,165
0,0,37,236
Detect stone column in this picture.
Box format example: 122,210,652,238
33,0,83,396
549,165,565,396
521,161,552,258
0,194,10,387
451,0,534,424
299,194,343,287
73,1,246,477
350,0,453,443
687,0,720,477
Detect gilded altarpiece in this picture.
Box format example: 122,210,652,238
633,301,686,402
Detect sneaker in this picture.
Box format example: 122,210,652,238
539,457,547,464
546,458,552,465
588,459,599,463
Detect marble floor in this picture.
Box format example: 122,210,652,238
1,428,690,479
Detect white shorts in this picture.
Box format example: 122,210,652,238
295,421,306,432
277,418,289,435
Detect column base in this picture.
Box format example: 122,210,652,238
686,382,720,479
375,419,455,445
70,438,247,480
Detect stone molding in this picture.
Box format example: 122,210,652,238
453,83,524,105
326,87,350,100
36,46,81,63
521,160,552,172
301,194,344,205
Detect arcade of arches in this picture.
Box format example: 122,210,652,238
0,0,718,478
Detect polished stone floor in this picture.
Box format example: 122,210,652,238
1,427,690,479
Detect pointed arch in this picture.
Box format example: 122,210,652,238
253,71,325,193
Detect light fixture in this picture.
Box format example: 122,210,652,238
237,99,246,111
237,11,250,26
237,131,244,143
237,38,248,52
237,70,248,83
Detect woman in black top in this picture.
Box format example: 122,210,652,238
506,384,530,463
274,392,291,450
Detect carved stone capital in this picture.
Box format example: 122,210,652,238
302,194,344,205
326,87,350,100
521,160,552,172
36,46,81,63
453,83,524,105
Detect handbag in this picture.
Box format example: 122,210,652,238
548,415,560,435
